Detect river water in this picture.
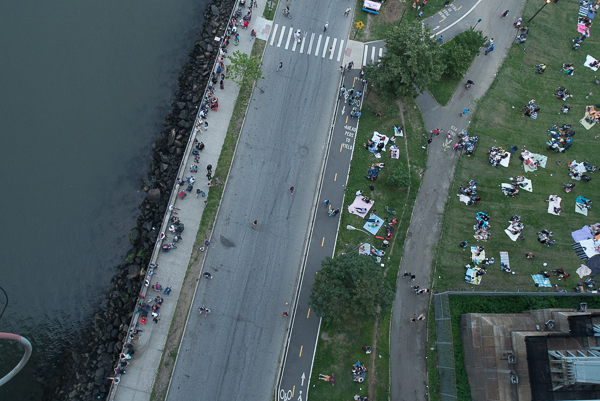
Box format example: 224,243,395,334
0,1,206,399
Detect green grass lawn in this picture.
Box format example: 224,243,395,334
433,0,600,292
308,92,429,399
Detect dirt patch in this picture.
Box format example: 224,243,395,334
379,0,405,24
367,307,381,399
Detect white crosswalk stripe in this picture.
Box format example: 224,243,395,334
268,24,345,61
363,41,386,66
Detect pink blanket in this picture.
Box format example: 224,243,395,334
348,195,374,218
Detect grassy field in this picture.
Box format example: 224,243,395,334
308,92,429,399
352,0,451,42
433,0,600,292
448,294,600,400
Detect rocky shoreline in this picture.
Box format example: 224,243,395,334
42,1,235,399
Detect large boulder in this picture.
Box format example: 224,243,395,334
146,188,161,203
129,228,141,245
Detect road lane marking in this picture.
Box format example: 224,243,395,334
321,237,325,246
334,173,338,181
270,24,278,46
362,45,368,66
339,143,343,151
314,34,322,56
329,38,337,60
307,308,311,318
299,346,303,357
292,386,295,397
322,36,330,58
371,45,375,63
431,0,483,38
285,27,293,50
299,35,306,53
345,115,348,123
277,25,286,47
379,47,383,59
337,40,344,61
307,33,315,55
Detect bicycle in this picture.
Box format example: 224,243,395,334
283,9,292,19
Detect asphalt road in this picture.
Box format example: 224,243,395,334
277,69,364,401
166,2,353,401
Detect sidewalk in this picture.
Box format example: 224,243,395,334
389,0,526,400
110,5,268,400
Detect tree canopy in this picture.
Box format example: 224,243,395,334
227,50,263,88
443,30,487,79
365,20,445,98
309,253,394,325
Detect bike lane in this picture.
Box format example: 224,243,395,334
276,68,364,401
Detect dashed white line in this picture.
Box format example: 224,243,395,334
321,36,330,58
307,33,315,55
270,24,278,46
337,39,344,62
299,34,306,53
370,46,375,64
277,25,286,47
314,34,322,56
285,27,293,50
329,38,337,60
362,45,368,66
378,47,383,60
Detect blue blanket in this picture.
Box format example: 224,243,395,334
363,214,384,235
531,274,552,288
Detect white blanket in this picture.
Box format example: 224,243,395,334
394,126,404,137
505,229,520,241
372,131,389,152
576,201,589,216
458,194,471,205
579,238,600,258
358,243,371,256
548,195,562,215
471,246,485,263
520,178,533,192
585,54,599,71
499,152,511,167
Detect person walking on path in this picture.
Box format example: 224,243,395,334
327,46,332,56
344,7,351,17
323,21,329,32
324,199,330,207
329,208,340,217
460,108,470,117
289,186,294,195
253,220,258,227
501,9,509,18
276,62,283,72
203,272,213,279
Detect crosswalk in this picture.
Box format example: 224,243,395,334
363,41,386,66
269,23,345,61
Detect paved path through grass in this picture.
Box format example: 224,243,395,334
389,0,526,399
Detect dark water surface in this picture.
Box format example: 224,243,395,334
0,1,206,399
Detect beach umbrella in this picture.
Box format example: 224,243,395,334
576,264,592,278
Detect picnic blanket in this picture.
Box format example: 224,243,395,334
580,117,596,130
471,246,485,263
501,183,513,195
575,200,589,216
465,268,482,285
348,195,374,218
547,195,562,216
458,194,471,205
531,274,552,287
522,151,547,172
578,23,591,36
499,152,511,167
579,238,600,258
372,131,389,152
500,251,510,271
390,145,400,159
585,54,599,71
505,228,520,241
572,225,594,242
358,243,371,256
363,214,384,235
520,178,533,192
394,126,403,137
577,264,592,278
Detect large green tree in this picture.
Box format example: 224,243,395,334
309,253,394,325
443,30,487,79
227,50,263,88
365,20,445,98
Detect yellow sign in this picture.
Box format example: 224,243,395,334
355,21,364,29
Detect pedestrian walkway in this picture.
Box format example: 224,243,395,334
268,23,346,61
108,3,265,401
362,40,386,66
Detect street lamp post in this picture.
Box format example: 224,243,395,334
347,225,372,250
528,0,551,24
472,18,482,30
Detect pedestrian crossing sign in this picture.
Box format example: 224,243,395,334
355,21,364,29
